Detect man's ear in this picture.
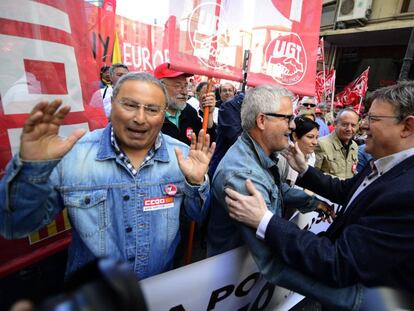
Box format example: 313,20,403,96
256,113,266,130
401,115,414,138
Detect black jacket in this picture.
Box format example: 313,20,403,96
162,104,216,146
265,156,414,291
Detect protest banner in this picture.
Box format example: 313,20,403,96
165,0,322,95
141,246,299,311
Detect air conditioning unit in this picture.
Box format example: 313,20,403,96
336,0,372,24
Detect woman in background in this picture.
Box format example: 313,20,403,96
286,116,320,188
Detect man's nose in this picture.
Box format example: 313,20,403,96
133,106,146,122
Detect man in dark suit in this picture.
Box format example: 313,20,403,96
225,82,414,298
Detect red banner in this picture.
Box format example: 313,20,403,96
166,0,322,95
0,0,107,276
115,16,169,72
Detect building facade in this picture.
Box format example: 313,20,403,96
320,0,414,91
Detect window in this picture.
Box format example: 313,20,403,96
401,0,414,12
321,3,337,27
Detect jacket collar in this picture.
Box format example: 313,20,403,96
331,131,357,152
241,131,277,169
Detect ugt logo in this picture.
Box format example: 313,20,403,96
187,2,230,70
264,32,307,86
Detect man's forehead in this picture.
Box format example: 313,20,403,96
339,110,359,121
278,96,293,110
114,67,128,73
118,80,164,97
221,84,233,90
370,98,394,111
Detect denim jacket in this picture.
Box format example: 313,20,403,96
0,125,209,280
207,132,364,310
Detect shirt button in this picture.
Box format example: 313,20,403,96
126,227,133,233
84,197,91,204
123,195,130,201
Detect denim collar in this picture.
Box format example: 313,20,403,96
96,123,170,163
240,131,278,170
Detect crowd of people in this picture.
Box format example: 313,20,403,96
1,61,413,310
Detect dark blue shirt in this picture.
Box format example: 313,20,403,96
208,93,244,178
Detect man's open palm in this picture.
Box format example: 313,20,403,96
20,100,86,161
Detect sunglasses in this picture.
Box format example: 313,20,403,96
302,103,316,108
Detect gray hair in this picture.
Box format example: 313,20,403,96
334,107,359,124
109,63,129,77
112,72,168,106
241,85,293,130
368,81,414,120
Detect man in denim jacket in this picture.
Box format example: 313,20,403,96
207,85,363,310
0,72,215,280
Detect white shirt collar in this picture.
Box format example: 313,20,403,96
373,147,414,176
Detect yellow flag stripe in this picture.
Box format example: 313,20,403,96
63,208,71,230
112,32,122,64
47,220,57,235
30,231,40,243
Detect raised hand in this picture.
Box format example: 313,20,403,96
175,129,216,185
20,100,86,161
282,141,308,174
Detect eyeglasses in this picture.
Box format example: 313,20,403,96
362,114,400,125
263,113,294,123
117,100,165,116
163,81,189,91
302,103,316,108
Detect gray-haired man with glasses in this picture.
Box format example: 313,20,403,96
207,84,346,308
0,72,216,281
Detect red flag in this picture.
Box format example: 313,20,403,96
315,68,335,102
335,67,370,107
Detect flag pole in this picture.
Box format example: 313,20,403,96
321,38,326,102
331,70,336,120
